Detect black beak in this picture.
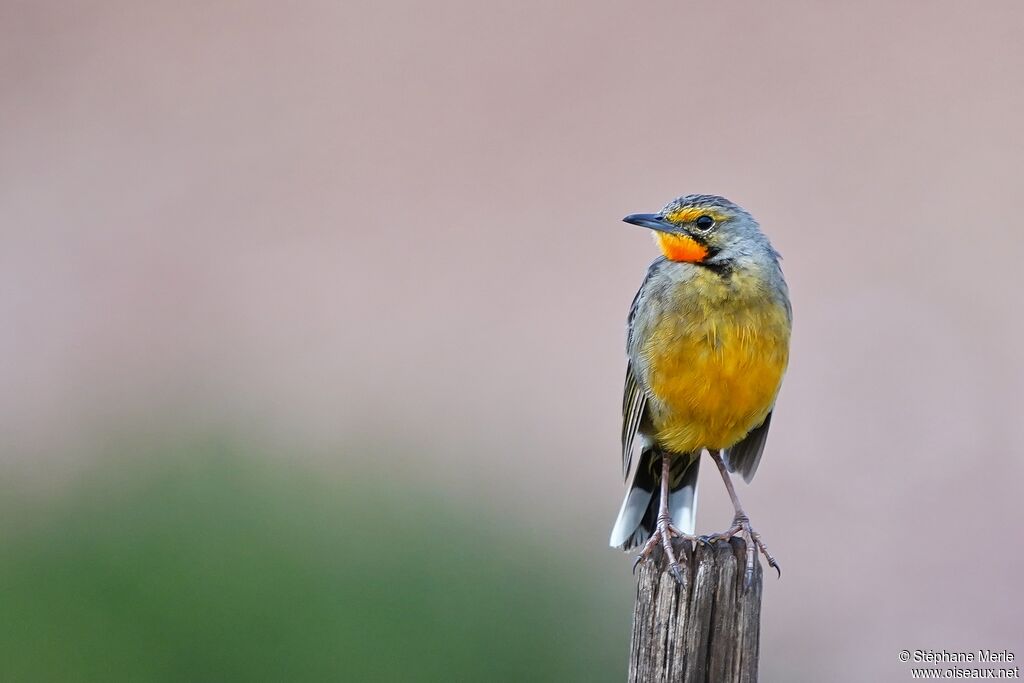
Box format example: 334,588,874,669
623,213,676,232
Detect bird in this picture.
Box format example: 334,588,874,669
608,194,791,585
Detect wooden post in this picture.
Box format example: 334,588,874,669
627,538,763,683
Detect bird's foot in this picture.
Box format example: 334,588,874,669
700,515,780,586
632,514,697,584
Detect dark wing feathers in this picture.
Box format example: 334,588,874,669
621,363,647,480
621,270,653,481
723,411,773,483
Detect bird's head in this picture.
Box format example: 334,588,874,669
623,194,773,267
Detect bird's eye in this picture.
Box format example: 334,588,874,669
695,215,715,230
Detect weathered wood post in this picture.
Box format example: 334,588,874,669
628,538,763,683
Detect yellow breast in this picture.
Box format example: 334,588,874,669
641,269,790,453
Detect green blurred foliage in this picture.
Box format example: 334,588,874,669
0,441,627,682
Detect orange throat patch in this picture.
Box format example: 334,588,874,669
655,232,709,263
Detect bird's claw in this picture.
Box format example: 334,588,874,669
707,516,780,583
697,532,730,546
631,518,696,584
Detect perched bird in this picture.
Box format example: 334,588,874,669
608,194,791,584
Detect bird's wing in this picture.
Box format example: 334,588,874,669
621,362,647,480
723,411,773,483
621,267,657,481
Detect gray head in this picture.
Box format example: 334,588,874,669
623,194,778,267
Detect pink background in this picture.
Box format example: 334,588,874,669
3,2,1022,679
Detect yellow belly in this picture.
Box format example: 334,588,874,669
641,275,790,453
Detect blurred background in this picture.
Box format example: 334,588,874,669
2,1,1022,680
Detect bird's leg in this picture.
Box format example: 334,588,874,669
702,449,781,584
632,453,697,584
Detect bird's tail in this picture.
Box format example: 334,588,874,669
608,450,700,550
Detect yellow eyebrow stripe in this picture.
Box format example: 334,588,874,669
664,207,727,224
